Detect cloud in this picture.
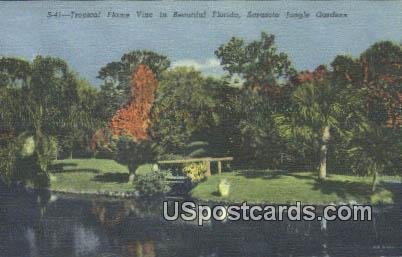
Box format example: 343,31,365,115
171,58,221,71
205,58,221,69
171,59,204,70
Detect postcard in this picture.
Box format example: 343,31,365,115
0,1,401,257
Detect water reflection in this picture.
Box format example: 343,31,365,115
0,188,401,257
90,199,157,257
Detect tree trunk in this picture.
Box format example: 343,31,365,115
319,126,331,180
128,173,135,184
371,171,378,192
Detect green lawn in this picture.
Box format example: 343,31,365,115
191,170,401,204
48,158,153,194
49,159,400,204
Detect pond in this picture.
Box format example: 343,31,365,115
1,187,401,257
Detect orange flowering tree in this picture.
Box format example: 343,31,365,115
110,64,158,140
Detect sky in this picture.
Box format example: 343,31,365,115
0,1,401,86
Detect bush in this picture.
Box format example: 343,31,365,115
134,171,171,197
183,162,207,182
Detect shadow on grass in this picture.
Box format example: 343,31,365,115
233,168,402,203
50,167,101,174
211,191,221,197
311,179,373,201
380,182,402,204
235,169,313,181
49,162,78,172
92,172,129,183
49,163,101,174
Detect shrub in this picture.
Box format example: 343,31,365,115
183,162,207,182
134,171,171,197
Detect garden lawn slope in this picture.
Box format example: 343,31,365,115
48,159,153,195
191,171,401,205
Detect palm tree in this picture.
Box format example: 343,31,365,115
275,71,367,180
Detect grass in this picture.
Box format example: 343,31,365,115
49,159,401,204
191,170,401,205
48,158,153,194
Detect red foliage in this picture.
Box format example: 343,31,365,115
110,65,158,140
292,65,329,85
292,65,402,127
90,128,111,151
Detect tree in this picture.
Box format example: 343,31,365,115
331,42,402,183
111,64,158,140
0,56,98,184
332,41,402,127
115,136,155,183
275,66,368,179
0,57,32,136
360,41,402,127
215,33,296,166
232,90,286,167
97,50,170,122
63,78,101,158
27,56,80,140
215,32,295,106
150,67,220,157
347,126,401,191
203,83,241,158
96,81,126,125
